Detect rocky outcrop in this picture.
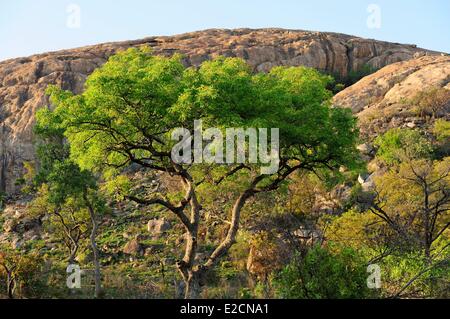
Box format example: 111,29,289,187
0,199,42,248
0,28,439,194
334,55,450,138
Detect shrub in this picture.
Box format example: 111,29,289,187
273,245,372,299
0,247,45,298
374,128,433,165
433,119,450,142
411,87,450,119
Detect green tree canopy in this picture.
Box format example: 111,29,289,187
36,47,359,298
37,47,358,177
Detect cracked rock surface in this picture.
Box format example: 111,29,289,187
334,55,450,138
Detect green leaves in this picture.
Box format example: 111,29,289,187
46,160,96,205
433,119,450,142
38,47,358,185
274,245,371,299
375,128,434,165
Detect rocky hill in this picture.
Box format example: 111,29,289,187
0,28,441,194
334,55,450,138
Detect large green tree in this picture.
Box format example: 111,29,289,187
36,47,359,298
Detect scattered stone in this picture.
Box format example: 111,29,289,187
22,229,40,241
3,219,18,233
123,239,144,256
144,244,164,256
122,231,133,239
357,143,374,155
147,218,171,234
11,236,23,249
293,227,321,243
358,173,376,192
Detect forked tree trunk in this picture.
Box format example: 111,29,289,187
68,245,79,266
182,189,254,299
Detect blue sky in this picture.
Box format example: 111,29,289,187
0,0,449,61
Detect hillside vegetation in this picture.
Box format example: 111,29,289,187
0,48,449,299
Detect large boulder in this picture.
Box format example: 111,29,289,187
334,55,450,138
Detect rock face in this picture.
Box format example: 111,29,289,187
0,199,42,248
334,55,450,138
0,28,439,194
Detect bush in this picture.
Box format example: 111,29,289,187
347,64,377,86
374,128,433,165
273,245,372,299
411,87,450,119
328,64,377,92
433,119,450,142
0,247,45,298
381,250,450,298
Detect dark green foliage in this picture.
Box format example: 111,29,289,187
329,64,378,91
46,160,97,205
347,64,377,86
274,245,372,299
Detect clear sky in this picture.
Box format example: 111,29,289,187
0,0,449,62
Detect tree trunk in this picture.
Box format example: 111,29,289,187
204,190,254,269
179,227,199,299
6,272,15,299
182,190,254,298
84,193,103,299
185,271,201,299
180,181,201,299
90,234,102,299
422,184,432,264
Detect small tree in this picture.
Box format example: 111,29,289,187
50,161,105,298
372,158,450,261
412,87,450,120
0,247,43,299
30,184,89,266
30,161,105,298
34,107,105,298
36,48,359,298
